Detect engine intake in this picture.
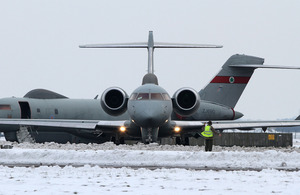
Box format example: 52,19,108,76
101,87,128,116
172,88,200,117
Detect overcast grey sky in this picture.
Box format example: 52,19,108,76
0,0,300,120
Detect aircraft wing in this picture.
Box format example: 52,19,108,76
0,118,300,134
173,120,300,131
0,118,129,132
172,121,204,129
211,120,300,130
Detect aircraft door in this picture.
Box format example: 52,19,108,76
18,101,31,119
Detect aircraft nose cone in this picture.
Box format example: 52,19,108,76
130,106,169,128
128,99,172,128
234,111,244,119
140,110,167,127
143,112,158,126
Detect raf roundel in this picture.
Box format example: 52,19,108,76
229,76,235,84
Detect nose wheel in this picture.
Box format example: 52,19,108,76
175,135,190,145
110,134,125,145
141,127,159,144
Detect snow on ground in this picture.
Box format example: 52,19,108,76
0,166,299,195
293,138,300,148
0,139,299,194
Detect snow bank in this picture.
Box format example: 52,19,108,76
0,141,299,170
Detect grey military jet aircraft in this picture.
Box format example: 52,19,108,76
0,31,300,144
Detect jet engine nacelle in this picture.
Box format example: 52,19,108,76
101,87,128,116
172,87,200,117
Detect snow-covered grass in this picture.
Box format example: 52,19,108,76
0,140,299,194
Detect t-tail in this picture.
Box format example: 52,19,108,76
80,31,222,83
200,54,300,108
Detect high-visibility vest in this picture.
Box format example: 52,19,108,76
201,125,213,138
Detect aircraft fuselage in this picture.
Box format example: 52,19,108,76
0,97,128,143
0,86,241,143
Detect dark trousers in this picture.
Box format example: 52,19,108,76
205,138,213,151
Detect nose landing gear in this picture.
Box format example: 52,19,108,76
141,127,159,144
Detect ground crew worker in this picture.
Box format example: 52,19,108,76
201,120,220,152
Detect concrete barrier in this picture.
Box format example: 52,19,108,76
161,133,293,147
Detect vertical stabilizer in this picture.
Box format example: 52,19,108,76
200,54,264,108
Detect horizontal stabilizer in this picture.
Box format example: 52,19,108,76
230,64,300,69
80,31,222,75
79,43,148,48
79,42,222,49
154,42,222,48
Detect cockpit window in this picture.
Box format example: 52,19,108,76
129,93,138,100
150,93,164,100
132,93,171,101
162,93,171,100
0,105,11,110
136,93,149,100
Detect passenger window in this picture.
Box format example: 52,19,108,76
55,109,59,115
129,93,138,100
37,108,41,113
136,93,149,100
162,93,171,100
151,93,163,100
0,105,11,110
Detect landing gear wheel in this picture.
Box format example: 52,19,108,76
119,137,125,145
111,136,116,144
184,137,190,146
175,137,182,145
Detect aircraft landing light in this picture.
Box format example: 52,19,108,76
174,126,181,133
120,126,126,132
